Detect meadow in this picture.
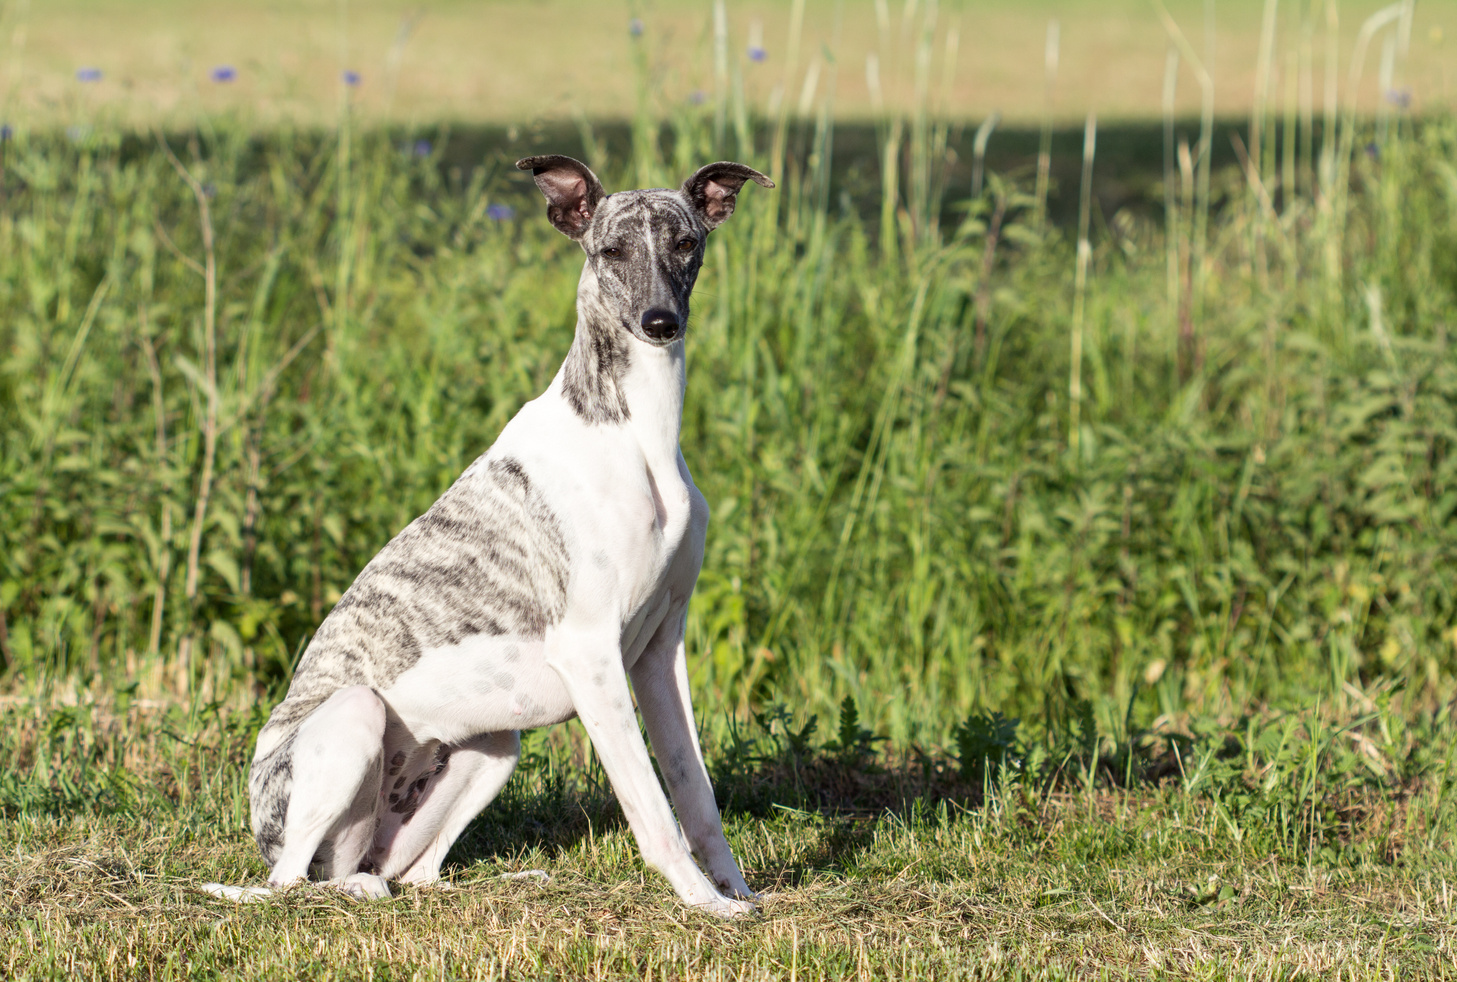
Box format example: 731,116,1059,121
4,0,1457,977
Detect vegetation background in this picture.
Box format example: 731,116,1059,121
3,0,1457,978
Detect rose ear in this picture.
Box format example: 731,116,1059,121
516,155,607,239
680,161,774,230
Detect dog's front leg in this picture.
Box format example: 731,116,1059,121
549,626,754,918
630,609,755,902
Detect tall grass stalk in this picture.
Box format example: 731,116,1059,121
1162,45,1180,306
1252,0,1279,195
1033,18,1058,226
970,110,999,200
714,0,730,148
1068,112,1095,461
3,8,1457,754
156,135,219,695
1155,0,1214,379
1334,4,1406,284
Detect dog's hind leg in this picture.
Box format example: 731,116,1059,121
372,730,522,885
266,685,390,898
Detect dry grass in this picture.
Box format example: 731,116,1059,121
3,0,1453,127
6,804,1457,980
3,699,1457,979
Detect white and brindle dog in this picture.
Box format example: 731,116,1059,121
203,155,772,918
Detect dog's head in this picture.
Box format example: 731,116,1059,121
517,155,773,347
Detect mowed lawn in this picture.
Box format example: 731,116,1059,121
4,702,1457,981
4,0,1455,126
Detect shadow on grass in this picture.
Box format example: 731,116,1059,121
441,742,981,880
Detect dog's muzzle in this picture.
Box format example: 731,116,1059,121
641,309,682,343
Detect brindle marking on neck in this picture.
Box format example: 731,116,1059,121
561,302,632,424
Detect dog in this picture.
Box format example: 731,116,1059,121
202,155,773,919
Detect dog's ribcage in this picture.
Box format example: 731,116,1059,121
249,454,573,861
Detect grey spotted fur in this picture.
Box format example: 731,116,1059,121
249,457,568,862
246,155,772,879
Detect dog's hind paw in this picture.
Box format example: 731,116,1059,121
333,873,392,900
200,883,274,903
695,894,757,919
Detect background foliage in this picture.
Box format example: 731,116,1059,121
2,106,1456,749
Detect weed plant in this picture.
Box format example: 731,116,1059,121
1,0,1456,759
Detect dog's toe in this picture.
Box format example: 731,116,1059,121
335,873,392,900
696,894,757,919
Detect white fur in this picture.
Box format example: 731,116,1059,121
205,164,768,919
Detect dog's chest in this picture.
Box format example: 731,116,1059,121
375,450,699,745
600,458,696,604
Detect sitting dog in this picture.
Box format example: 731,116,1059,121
204,155,772,918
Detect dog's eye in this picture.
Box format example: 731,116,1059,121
675,237,697,253
601,246,623,259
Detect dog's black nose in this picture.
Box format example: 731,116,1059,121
641,309,681,341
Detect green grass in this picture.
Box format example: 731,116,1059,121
4,2,1457,975
4,107,1457,745
2,695,1456,979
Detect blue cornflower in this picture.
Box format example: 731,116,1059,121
211,66,236,83
747,45,767,63
412,139,432,157
688,90,706,105
1386,88,1411,109
629,18,644,37
76,67,102,82
487,203,515,221
0,124,11,142
342,70,361,87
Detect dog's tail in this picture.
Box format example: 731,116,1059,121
199,882,275,903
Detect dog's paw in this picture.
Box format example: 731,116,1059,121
695,893,758,919
333,873,392,900
199,883,273,903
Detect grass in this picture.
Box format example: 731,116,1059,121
4,0,1457,976
7,107,1457,745
3,695,1457,979
1,1,1453,126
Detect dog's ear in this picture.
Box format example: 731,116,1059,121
681,162,775,230
516,155,607,239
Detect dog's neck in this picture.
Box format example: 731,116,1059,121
553,271,687,465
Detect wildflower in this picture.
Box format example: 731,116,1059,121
76,67,102,82
486,203,514,221
0,124,11,142
66,125,88,142
412,139,432,157
1385,88,1411,110
688,90,706,105
629,18,644,37
342,70,361,87
211,66,236,83
202,183,217,199
1365,142,1380,162
747,45,767,63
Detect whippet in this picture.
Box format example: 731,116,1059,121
201,155,772,918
